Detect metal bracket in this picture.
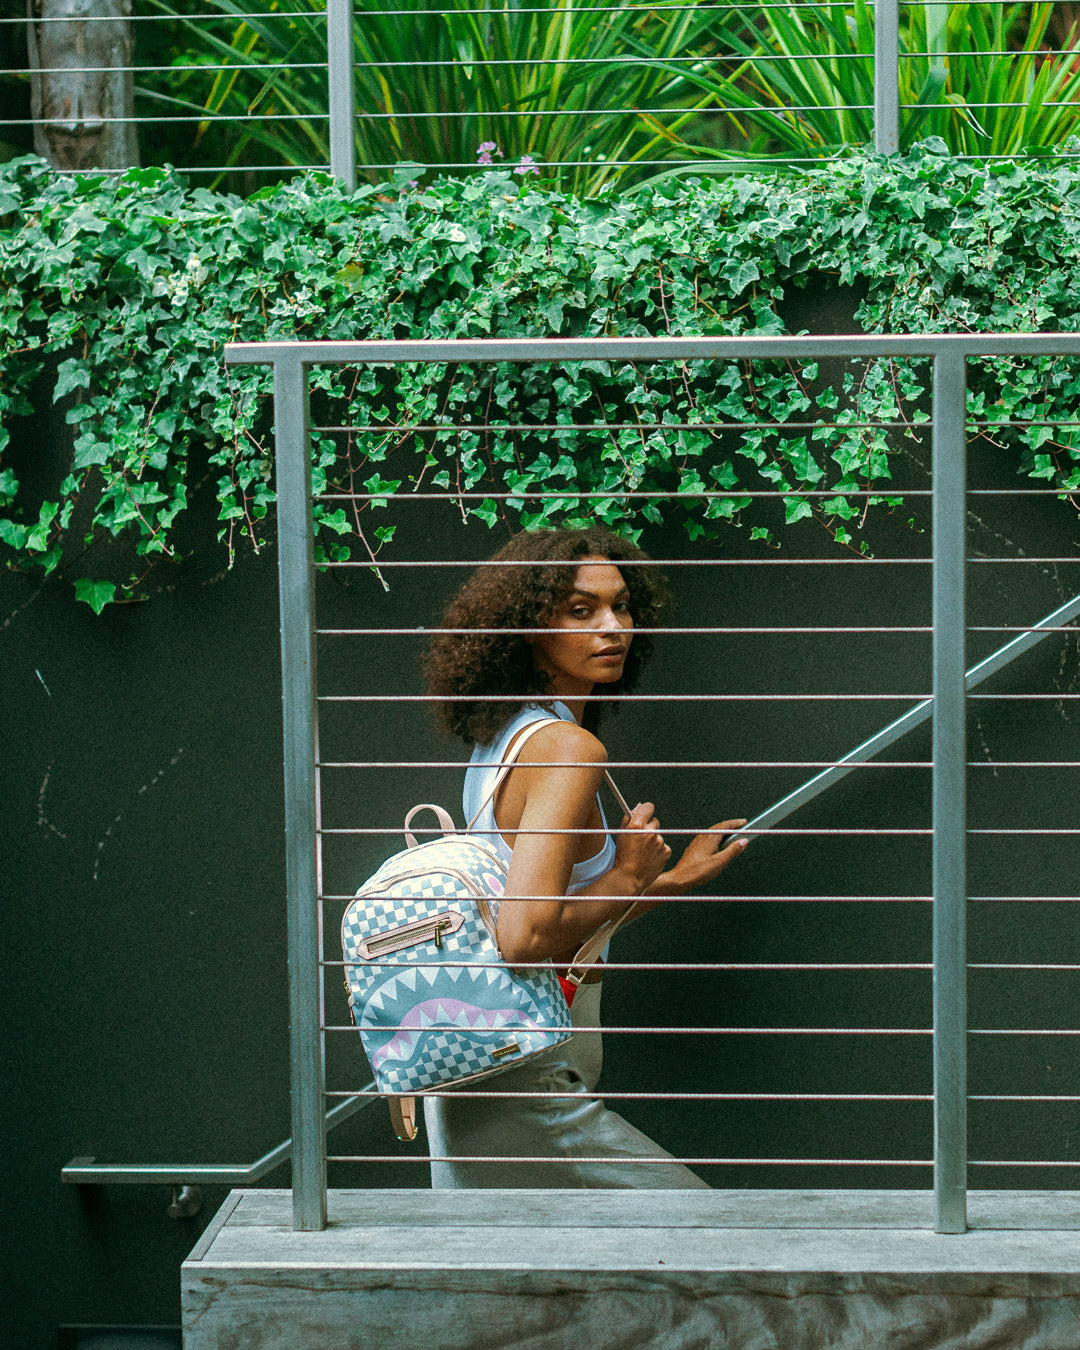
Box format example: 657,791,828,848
167,1185,203,1220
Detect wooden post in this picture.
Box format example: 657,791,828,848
27,0,139,171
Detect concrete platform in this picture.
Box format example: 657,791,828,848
182,1189,1080,1348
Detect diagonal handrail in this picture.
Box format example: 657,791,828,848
742,588,1080,838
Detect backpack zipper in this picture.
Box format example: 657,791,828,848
359,910,462,958
351,864,500,946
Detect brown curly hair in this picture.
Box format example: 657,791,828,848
424,526,667,744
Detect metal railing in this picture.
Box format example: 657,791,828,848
60,574,1080,1206
216,331,1080,1234
7,1,1080,188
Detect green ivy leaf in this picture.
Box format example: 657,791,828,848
54,358,91,401
74,578,116,613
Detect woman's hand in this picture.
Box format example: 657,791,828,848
613,801,673,893
645,818,749,897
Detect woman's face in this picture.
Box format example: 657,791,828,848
529,556,634,697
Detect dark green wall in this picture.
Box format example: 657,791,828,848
5,362,1080,1345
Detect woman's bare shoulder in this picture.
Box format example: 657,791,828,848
516,719,607,767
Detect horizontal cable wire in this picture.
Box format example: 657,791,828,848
353,151,1080,164
317,689,936,696
315,420,919,432
31,153,1080,171
970,963,1080,970
27,152,1078,173
324,1089,933,1101
315,631,1069,640
317,558,931,568
321,558,1080,568
0,1,881,19
326,1022,1080,1033
325,958,1077,971
7,105,892,123
17,97,1071,117
317,759,1080,768
5,9,327,21
318,690,1078,698
324,894,1078,903
322,892,935,903
969,896,1078,903
903,99,1080,109
315,489,1074,499
326,1153,932,1165
904,0,1043,6
314,421,1080,432
273,104,883,120
970,1028,1080,1035
314,630,934,639
972,1095,1080,1102
318,825,935,835
903,47,1080,58
317,759,937,768
350,1,931,14
969,692,1080,698
970,1160,1080,1168
323,1023,932,1034
325,960,931,971
3,113,329,127
326,826,1079,835
1,0,1025,18
344,53,872,67
1,62,327,76
97,164,326,174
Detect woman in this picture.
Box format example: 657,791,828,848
423,525,747,1188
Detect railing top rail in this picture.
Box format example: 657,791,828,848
224,333,1080,365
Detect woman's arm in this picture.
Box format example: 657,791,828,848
495,723,670,966
644,821,749,896
596,820,749,931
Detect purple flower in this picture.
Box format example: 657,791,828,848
514,155,540,177
476,141,504,166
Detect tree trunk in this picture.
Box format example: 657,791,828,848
27,0,139,171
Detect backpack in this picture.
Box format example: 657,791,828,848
341,717,631,1140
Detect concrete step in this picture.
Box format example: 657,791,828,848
182,1188,1080,1348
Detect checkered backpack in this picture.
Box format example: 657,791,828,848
341,718,631,1141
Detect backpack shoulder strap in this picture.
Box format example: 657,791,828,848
465,716,560,831
466,717,629,831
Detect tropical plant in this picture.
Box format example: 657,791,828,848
646,0,1080,167
136,0,734,193
133,0,333,185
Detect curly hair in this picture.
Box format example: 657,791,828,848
424,526,667,744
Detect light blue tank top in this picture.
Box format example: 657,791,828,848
463,700,617,912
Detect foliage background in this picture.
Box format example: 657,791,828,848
128,0,1080,190
3,142,1080,609
8,2,1080,191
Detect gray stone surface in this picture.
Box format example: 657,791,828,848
182,1189,1080,1348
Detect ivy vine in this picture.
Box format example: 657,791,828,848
1,142,1079,610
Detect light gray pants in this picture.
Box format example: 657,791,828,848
424,982,709,1189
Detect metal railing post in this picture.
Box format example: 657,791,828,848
328,0,357,191
874,0,901,155
931,348,968,1234
275,352,328,1232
